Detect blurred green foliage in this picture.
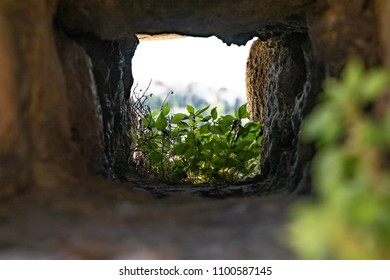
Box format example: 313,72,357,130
288,59,390,259
131,102,262,184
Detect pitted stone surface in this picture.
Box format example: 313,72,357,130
0,0,388,260
56,0,312,45
0,181,297,259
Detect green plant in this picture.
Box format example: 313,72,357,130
288,59,390,259
131,100,262,184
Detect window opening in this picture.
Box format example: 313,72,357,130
131,35,254,114
129,35,262,185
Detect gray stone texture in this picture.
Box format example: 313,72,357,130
0,0,388,259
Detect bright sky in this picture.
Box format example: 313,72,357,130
132,36,255,94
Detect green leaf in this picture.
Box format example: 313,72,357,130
209,125,224,135
238,150,257,161
170,169,186,182
173,143,189,155
235,140,254,150
244,122,261,132
215,139,229,149
151,109,160,117
141,115,154,128
218,118,233,132
359,69,390,104
149,151,164,163
341,58,364,94
174,160,185,167
302,104,343,145
171,113,188,124
221,114,235,122
195,105,210,116
155,113,168,131
161,102,170,116
234,108,239,118
184,147,195,158
187,105,195,115
187,131,195,141
149,142,159,150
211,107,218,120
242,132,256,142
382,112,390,147
199,124,209,134
130,127,137,137
238,103,248,119
203,140,214,150
202,115,212,122
312,148,346,193
178,122,189,129
200,149,213,160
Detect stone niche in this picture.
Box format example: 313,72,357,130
0,0,387,199
246,34,318,192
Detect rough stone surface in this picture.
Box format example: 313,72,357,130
0,0,384,196
246,39,278,123
246,35,320,192
308,0,382,75
73,34,139,179
0,14,26,198
0,181,297,259
56,32,105,175
0,0,389,260
56,0,312,45
0,0,78,197
379,0,390,67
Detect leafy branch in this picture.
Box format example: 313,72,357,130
288,59,390,259
129,90,262,184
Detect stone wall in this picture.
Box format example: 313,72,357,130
0,0,389,198
246,34,320,192
55,0,310,45
379,0,390,66
72,35,138,179
308,0,383,75
55,33,104,176
0,14,26,197
0,1,76,197
246,39,280,123
245,0,386,191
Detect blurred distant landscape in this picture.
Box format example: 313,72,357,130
131,36,253,115
133,79,247,115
